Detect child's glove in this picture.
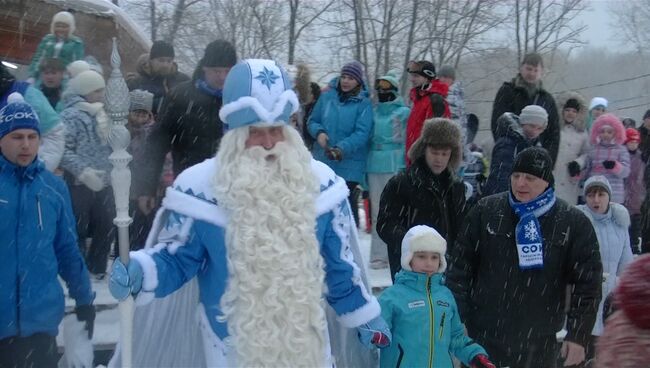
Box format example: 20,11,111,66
356,316,391,348
470,354,496,368
109,259,143,301
78,168,106,192
567,161,581,176
75,304,96,339
602,160,616,170
325,147,343,161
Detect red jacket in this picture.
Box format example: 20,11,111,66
405,80,450,165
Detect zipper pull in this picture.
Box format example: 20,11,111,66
439,312,446,339
37,195,43,231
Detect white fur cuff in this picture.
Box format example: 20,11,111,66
337,297,381,328
130,250,158,293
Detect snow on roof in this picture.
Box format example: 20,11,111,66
44,0,151,50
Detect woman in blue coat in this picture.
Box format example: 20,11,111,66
308,61,373,226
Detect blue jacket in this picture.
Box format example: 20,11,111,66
367,94,410,174
482,113,540,196
307,77,374,183
379,271,486,368
130,158,381,340
0,155,93,339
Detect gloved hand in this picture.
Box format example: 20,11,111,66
78,168,106,192
470,354,496,368
567,161,581,176
109,259,143,301
602,160,616,170
75,305,96,339
325,147,343,161
356,316,391,349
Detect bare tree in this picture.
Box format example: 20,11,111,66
610,0,650,55
287,0,335,64
509,0,587,64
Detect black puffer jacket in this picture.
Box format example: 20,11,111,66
377,158,467,280
447,192,602,350
135,80,224,196
491,75,560,165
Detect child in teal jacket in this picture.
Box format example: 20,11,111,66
28,11,85,81
378,225,494,368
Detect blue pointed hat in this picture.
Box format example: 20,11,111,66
219,59,299,130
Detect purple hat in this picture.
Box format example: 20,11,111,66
341,61,364,86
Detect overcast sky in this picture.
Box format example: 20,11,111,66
578,0,627,50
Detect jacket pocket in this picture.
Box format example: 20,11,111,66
396,344,404,368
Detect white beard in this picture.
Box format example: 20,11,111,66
212,126,328,367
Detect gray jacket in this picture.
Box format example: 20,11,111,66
59,94,112,185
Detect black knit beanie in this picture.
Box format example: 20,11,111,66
201,40,237,68
150,41,175,60
512,147,554,185
563,98,581,111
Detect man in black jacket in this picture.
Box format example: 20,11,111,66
447,147,602,368
135,40,237,213
127,41,190,119
491,53,560,166
377,118,466,280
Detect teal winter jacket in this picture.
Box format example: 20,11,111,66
28,34,85,79
308,77,373,183
367,94,410,174
379,271,486,368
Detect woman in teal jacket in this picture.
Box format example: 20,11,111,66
367,73,410,269
308,61,373,225
28,11,85,81
379,225,493,368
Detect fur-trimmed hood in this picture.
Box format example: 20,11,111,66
577,202,631,229
557,92,587,132
407,118,462,170
590,113,626,145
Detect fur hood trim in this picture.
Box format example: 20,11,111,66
408,118,462,170
556,92,587,131
590,113,626,145
577,202,630,229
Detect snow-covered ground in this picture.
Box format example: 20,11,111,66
58,230,393,354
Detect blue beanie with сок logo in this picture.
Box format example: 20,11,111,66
218,59,299,131
0,93,40,139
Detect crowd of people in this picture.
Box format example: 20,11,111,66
1,9,650,368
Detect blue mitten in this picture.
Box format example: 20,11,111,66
109,259,143,301
356,316,392,348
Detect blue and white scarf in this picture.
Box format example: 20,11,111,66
195,79,223,98
508,187,556,270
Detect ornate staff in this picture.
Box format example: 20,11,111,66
105,37,134,368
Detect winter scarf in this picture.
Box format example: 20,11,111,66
195,79,222,98
508,187,556,270
513,74,541,100
73,100,111,144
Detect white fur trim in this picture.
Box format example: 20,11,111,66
401,225,448,272
144,208,167,249
338,297,381,328
130,250,158,293
219,90,299,124
610,202,631,228
312,160,350,215
162,187,228,227
316,177,349,216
